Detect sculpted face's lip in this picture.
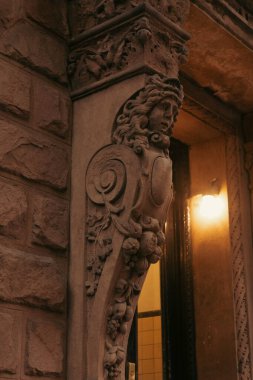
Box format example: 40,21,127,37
160,121,173,133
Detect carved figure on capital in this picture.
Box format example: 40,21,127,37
85,74,183,379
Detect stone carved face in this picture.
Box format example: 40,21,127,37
148,98,178,135
112,75,183,154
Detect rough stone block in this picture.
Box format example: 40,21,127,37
0,119,69,191
32,195,69,251
25,319,64,376
0,311,18,374
34,82,71,138
0,21,67,83
0,60,31,118
24,0,69,38
0,0,16,30
0,181,27,239
0,245,66,311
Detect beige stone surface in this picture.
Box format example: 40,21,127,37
33,82,70,138
32,195,68,251
0,181,27,239
0,21,67,83
0,245,66,311
25,319,64,376
24,0,69,38
0,310,18,374
0,119,69,190
0,60,31,118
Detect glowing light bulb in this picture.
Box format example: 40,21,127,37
198,195,225,220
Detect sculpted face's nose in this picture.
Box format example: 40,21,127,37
164,105,173,119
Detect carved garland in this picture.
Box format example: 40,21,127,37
85,74,184,379
226,134,252,380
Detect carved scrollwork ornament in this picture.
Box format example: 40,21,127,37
85,74,184,379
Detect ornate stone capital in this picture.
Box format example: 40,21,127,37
68,2,190,97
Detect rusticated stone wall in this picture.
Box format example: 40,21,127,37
0,1,71,379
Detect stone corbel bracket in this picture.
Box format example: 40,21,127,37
85,74,184,379
68,3,190,99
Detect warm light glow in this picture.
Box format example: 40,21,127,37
197,194,225,221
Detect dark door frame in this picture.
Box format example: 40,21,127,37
161,139,197,380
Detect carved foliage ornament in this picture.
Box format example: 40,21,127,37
85,74,184,379
73,0,190,33
68,17,188,90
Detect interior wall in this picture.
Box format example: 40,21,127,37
189,136,237,380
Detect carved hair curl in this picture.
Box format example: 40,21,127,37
112,74,184,148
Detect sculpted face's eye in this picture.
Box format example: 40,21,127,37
163,103,169,112
172,105,178,116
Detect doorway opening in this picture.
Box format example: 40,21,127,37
127,139,197,380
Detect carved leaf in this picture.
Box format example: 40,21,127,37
113,40,126,68
85,57,102,79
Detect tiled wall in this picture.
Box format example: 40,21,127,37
138,315,163,380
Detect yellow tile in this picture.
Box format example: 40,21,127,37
139,317,154,331
138,359,143,374
142,344,154,359
154,316,161,330
142,330,154,345
142,373,155,380
142,359,155,374
138,331,144,345
154,329,161,344
154,358,162,372
155,372,163,380
153,343,162,359
138,345,144,359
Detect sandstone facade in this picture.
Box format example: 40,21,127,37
0,1,70,380
0,310,18,375
25,319,64,376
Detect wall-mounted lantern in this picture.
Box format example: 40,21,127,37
193,178,226,222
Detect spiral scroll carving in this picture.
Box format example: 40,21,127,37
87,157,126,206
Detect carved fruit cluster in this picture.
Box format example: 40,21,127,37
122,216,165,275
104,341,125,379
107,279,140,339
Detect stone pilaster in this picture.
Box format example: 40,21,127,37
68,2,190,379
